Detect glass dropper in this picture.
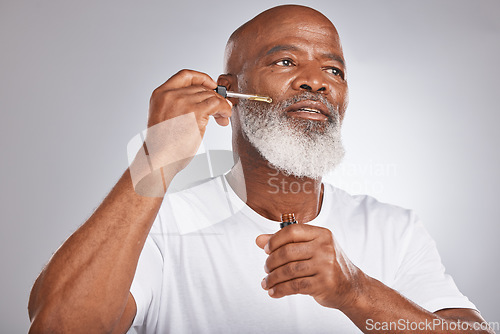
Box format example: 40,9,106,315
215,85,272,104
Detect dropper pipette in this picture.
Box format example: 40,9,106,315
215,85,272,103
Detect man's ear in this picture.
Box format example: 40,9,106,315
217,74,238,105
217,74,236,91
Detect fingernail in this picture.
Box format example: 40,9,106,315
264,243,270,254
227,99,233,108
269,288,275,296
261,278,267,289
264,264,269,274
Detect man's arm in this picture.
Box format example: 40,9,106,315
27,167,164,333
342,273,493,333
28,70,232,333
256,224,494,334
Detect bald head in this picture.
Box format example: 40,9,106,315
224,5,342,75
220,5,349,178
218,4,348,132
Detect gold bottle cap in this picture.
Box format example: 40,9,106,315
281,213,296,223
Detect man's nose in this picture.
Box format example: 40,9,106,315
292,66,329,94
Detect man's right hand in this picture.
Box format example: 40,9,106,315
131,70,233,195
148,69,232,133
28,69,232,334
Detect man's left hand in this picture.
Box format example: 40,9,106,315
256,224,365,311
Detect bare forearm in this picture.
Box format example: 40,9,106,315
28,69,231,333
342,274,492,334
28,167,169,332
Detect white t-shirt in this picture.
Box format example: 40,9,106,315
129,175,475,333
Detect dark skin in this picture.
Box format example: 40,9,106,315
219,5,492,334
28,70,232,334
27,5,493,334
220,5,348,225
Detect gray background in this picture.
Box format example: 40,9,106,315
1,0,499,332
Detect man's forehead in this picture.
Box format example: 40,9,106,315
242,12,339,43
224,5,342,73
250,22,344,64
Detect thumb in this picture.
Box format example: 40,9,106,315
256,234,273,251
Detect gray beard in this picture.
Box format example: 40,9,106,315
237,92,345,180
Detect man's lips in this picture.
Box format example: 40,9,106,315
285,100,330,121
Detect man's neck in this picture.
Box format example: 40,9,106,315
226,150,324,224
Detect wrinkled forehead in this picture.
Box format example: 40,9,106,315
225,10,343,73
253,20,342,58
252,14,340,45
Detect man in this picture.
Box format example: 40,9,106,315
28,5,493,334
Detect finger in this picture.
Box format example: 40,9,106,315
158,90,229,118
151,85,231,115
149,85,213,115
265,241,313,273
174,87,232,111
265,224,323,254
213,114,230,126
213,98,232,126
148,88,226,127
256,234,273,250
190,89,224,104
263,260,316,290
156,69,217,92
267,277,316,299
195,95,232,118
155,85,215,103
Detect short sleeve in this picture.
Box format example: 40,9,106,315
129,234,163,330
392,214,477,312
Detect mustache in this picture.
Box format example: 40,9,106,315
273,92,339,123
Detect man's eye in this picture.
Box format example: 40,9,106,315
325,67,342,76
276,59,293,67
